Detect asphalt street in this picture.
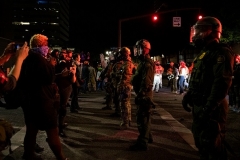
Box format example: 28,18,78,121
0,80,240,160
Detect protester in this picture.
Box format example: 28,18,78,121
0,42,29,93
18,34,68,160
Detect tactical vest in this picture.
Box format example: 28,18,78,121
111,60,124,88
189,42,234,99
119,60,135,85
132,57,155,94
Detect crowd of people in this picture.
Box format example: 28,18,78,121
0,16,238,160
152,60,192,95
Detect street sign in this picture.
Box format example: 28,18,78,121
173,17,181,27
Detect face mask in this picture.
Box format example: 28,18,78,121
32,46,49,57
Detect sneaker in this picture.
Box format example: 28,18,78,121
235,108,240,113
129,143,148,151
102,106,112,110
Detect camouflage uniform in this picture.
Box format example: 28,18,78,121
102,60,115,109
117,57,135,128
110,60,124,114
131,54,155,148
187,42,234,159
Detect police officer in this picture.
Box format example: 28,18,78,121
130,39,155,151
101,52,116,110
109,51,123,116
182,17,234,159
117,47,135,129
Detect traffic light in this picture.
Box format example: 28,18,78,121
198,15,203,20
152,15,158,21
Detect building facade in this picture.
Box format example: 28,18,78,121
0,0,69,52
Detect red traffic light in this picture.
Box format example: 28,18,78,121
198,15,203,19
153,15,158,21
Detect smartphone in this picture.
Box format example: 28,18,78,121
13,43,24,52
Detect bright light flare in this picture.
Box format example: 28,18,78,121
153,15,158,21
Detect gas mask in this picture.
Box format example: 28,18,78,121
32,46,49,58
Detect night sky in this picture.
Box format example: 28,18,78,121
69,0,239,56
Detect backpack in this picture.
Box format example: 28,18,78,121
0,119,14,153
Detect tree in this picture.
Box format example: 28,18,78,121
202,0,240,43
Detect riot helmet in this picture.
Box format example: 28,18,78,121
108,52,115,61
192,16,222,48
133,39,151,56
119,47,131,60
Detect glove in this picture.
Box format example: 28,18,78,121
182,92,192,112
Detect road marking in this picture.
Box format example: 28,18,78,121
1,126,26,156
156,108,198,151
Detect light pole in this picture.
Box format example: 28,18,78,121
118,7,201,48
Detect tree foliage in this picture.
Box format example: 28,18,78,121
202,0,240,43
